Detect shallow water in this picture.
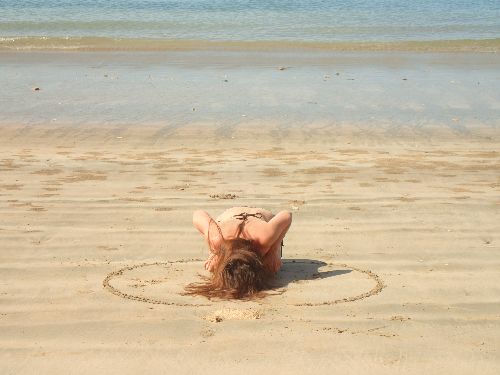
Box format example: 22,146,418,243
1,51,498,131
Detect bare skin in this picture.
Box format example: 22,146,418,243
192,207,292,273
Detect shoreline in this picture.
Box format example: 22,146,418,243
1,122,499,146
1,37,500,53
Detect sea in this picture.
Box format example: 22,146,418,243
0,1,499,129
0,0,499,50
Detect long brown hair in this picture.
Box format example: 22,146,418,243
184,218,274,300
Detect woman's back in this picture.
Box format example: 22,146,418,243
186,206,292,299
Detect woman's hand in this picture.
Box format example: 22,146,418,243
204,253,218,272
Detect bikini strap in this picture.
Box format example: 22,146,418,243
232,212,264,238
233,212,264,221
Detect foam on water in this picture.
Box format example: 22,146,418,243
0,0,499,49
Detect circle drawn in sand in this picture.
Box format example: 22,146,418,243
274,260,384,306
103,259,384,307
103,259,211,307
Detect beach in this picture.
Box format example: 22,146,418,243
1,75,499,374
1,0,500,366
3,1,500,373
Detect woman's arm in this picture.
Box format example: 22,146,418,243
193,210,222,271
192,210,211,237
256,210,292,256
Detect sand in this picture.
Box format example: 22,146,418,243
0,122,499,374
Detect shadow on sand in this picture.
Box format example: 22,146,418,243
272,259,351,288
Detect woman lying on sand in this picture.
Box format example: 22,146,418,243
184,207,292,299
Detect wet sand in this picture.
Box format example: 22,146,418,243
1,123,499,374
1,50,499,129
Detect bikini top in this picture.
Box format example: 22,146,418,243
233,212,264,221
210,212,263,245
230,212,264,240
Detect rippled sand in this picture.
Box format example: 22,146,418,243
1,123,499,374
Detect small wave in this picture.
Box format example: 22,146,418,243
0,36,499,52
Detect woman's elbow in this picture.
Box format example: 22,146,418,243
192,210,208,232
280,210,293,225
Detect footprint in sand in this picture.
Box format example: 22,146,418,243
288,199,305,210
209,193,237,199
